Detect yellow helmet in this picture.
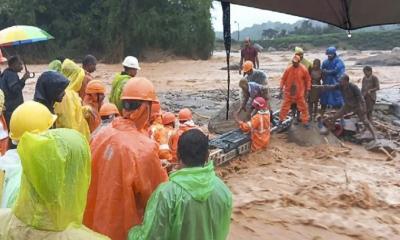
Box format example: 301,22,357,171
10,101,57,140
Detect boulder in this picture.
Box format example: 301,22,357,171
391,47,400,54
267,47,277,52
355,53,400,66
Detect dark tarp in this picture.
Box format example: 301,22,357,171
218,0,400,30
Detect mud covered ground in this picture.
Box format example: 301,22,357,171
16,50,400,239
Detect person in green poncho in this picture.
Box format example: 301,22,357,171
129,129,232,240
109,56,140,111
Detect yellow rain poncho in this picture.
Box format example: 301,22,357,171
54,59,90,140
109,73,131,112
0,128,109,239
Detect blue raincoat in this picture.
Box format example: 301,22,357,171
321,47,345,107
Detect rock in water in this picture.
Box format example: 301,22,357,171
208,100,251,134
287,122,341,147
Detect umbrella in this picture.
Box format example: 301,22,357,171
0,25,54,77
0,25,54,47
217,0,400,120
218,0,400,31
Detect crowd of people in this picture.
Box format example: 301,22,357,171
0,52,232,240
0,38,382,239
237,38,380,151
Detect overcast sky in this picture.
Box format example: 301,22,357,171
211,1,304,32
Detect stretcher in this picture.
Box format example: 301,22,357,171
209,110,292,166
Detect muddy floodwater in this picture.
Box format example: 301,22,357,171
16,50,400,239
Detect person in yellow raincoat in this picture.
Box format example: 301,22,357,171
0,128,109,239
54,59,90,140
109,56,140,111
0,101,56,209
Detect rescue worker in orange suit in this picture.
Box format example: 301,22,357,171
236,97,270,151
153,112,176,169
91,103,120,139
99,103,120,124
149,102,163,138
83,80,106,133
169,108,198,163
279,55,311,128
84,77,168,240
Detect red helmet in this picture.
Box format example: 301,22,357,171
252,97,267,110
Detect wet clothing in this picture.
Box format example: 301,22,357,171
0,69,25,126
84,117,168,240
0,129,109,239
79,71,93,100
319,83,367,120
170,121,198,163
301,58,312,71
361,74,380,118
83,94,102,133
54,59,90,140
128,161,232,240
109,72,131,112
34,71,69,113
0,149,20,208
321,56,345,107
309,69,322,102
48,60,62,72
246,69,267,85
279,65,311,123
153,125,175,161
240,110,270,151
241,46,258,66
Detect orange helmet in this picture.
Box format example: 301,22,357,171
85,80,106,94
162,112,176,125
178,108,192,121
99,103,120,117
121,77,158,102
242,60,254,73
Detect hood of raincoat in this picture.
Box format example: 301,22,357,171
109,73,131,111
326,46,337,55
34,71,69,113
48,60,62,72
13,128,91,231
62,59,86,92
170,161,215,202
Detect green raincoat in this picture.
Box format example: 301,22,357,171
0,129,109,239
128,161,232,240
109,73,131,112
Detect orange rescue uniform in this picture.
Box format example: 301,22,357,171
152,125,175,161
240,110,270,151
169,123,197,163
84,118,168,240
83,95,102,133
279,64,311,124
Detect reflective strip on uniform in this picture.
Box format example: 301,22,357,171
159,144,170,151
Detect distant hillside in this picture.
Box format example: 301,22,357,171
215,20,400,41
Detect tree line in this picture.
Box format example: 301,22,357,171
0,0,215,62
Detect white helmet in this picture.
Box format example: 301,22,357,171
122,56,140,70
